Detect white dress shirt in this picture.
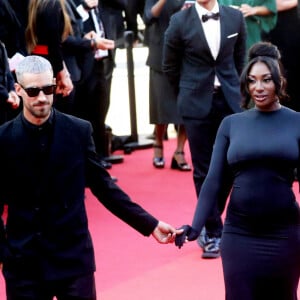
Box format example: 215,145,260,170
195,2,221,86
91,9,108,59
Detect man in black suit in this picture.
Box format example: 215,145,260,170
163,0,246,258
73,0,125,166
0,55,181,300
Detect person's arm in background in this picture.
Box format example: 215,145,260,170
6,71,20,109
71,0,115,50
0,43,20,109
276,0,297,11
48,0,74,96
162,13,183,94
239,3,275,17
150,0,167,18
27,0,73,96
143,0,169,25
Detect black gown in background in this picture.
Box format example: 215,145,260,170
264,6,300,111
192,107,300,300
144,0,184,124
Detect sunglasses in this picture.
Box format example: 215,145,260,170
20,84,56,97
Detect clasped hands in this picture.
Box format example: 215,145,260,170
152,222,199,248
152,221,183,244
174,225,200,249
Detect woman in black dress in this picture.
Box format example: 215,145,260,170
144,0,191,171
176,42,300,300
26,0,73,98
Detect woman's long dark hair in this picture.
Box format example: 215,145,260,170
26,0,72,53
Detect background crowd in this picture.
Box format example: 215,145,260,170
0,0,299,299
1,0,300,165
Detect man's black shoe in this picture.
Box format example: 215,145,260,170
110,176,118,183
100,160,112,169
202,237,221,259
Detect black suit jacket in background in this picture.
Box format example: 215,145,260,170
163,5,246,119
63,0,94,83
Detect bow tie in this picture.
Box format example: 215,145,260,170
202,12,220,22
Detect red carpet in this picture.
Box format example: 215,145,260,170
0,138,299,299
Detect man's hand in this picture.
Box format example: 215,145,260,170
152,221,184,244
95,38,115,50
84,31,115,50
84,0,98,9
89,31,115,50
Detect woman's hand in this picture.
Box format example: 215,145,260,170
175,225,200,249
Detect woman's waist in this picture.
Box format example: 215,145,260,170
225,201,300,233
228,188,299,219
224,212,300,237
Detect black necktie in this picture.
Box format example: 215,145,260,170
202,12,220,22
93,8,105,37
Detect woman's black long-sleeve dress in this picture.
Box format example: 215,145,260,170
192,106,300,300
143,0,184,124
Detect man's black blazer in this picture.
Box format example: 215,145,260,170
0,110,158,280
163,4,247,119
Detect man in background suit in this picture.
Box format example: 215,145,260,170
163,0,246,258
73,0,125,167
0,55,182,300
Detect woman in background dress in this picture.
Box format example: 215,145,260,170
144,0,191,171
